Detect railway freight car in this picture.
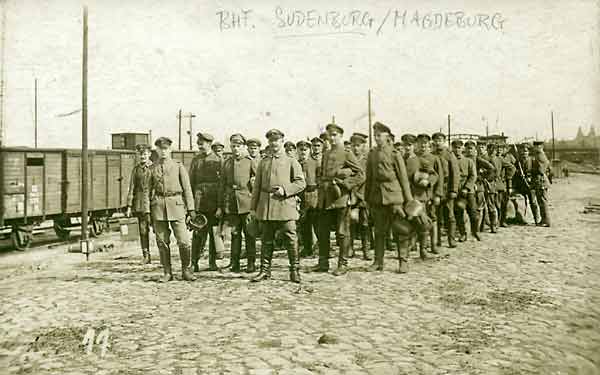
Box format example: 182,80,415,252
0,147,136,250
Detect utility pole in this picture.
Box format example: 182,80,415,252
367,90,372,149
331,115,335,124
447,114,451,147
34,78,38,148
81,6,89,260
551,111,556,160
183,112,196,150
177,109,182,150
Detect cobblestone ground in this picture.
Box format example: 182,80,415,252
1,174,599,375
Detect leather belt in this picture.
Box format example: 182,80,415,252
305,185,318,192
156,191,181,197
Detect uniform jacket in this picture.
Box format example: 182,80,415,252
433,149,460,197
492,154,516,192
365,145,413,206
409,152,442,202
146,158,195,221
251,150,306,221
455,153,477,193
349,155,368,207
531,150,551,188
222,155,257,215
189,151,222,214
127,161,152,213
317,145,365,210
299,155,320,209
474,156,497,193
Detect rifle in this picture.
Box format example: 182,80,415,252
511,144,530,216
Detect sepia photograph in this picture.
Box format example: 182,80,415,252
0,0,599,374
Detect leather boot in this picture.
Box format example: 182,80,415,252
179,245,197,281
367,233,384,271
531,205,540,225
471,221,481,241
142,249,150,264
332,236,349,276
251,244,272,282
208,237,218,271
310,240,329,272
419,232,429,260
360,229,372,261
430,226,439,255
436,220,443,247
158,246,173,283
397,239,409,274
230,234,241,273
287,246,301,283
191,231,203,272
448,222,457,248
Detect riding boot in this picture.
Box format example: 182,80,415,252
448,222,457,248
251,243,272,282
471,221,481,241
430,225,439,255
436,219,443,247
246,237,257,273
179,245,197,281
531,204,540,225
142,249,150,264
231,234,242,273
208,234,218,271
332,236,349,276
191,230,204,272
287,245,301,283
158,245,173,283
310,236,329,272
397,239,409,273
419,232,429,260
367,233,384,271
360,229,371,261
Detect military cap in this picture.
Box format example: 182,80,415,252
326,123,344,134
432,132,446,140
401,134,417,144
311,136,325,144
229,133,246,145
373,121,391,134
533,141,544,146
211,142,224,150
246,138,262,147
464,140,476,147
135,143,151,152
266,129,284,140
154,137,173,148
394,141,403,148
416,134,431,143
486,143,497,150
319,132,331,142
350,132,368,144
196,132,214,142
296,140,311,149
476,140,487,146
344,140,351,146
451,139,464,147
284,141,296,150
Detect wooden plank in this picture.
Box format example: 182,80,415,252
44,152,62,215
107,154,120,209
2,151,25,194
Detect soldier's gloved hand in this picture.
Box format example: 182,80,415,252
126,206,132,217
215,208,223,219
272,186,285,198
449,192,458,199
392,204,406,219
433,196,441,206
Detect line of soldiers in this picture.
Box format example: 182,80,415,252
126,122,552,283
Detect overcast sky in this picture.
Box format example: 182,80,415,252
1,0,599,149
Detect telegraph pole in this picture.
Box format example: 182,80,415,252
331,115,335,124
367,90,372,149
447,114,451,147
551,111,556,160
177,109,182,150
34,78,38,148
81,6,89,260
183,112,196,150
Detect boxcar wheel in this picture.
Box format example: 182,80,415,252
11,226,32,251
90,218,104,237
54,220,71,241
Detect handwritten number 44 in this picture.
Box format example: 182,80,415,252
82,328,110,357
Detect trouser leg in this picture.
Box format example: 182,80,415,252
281,220,300,283
230,215,242,273
239,213,257,272
154,221,173,282
467,193,481,241
314,210,332,271
333,207,351,275
369,205,389,271
137,213,151,263
251,221,274,282
537,187,551,226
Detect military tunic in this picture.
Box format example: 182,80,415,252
127,160,153,251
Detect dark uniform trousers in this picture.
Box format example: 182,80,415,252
436,198,455,238
317,207,351,270
262,220,298,271
455,193,478,239
227,213,256,270
532,177,550,225
191,183,220,269
135,212,151,250
299,207,320,256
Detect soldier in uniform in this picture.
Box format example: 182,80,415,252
284,141,297,159
453,140,479,241
401,134,420,251
250,129,306,283
297,140,321,257
145,137,196,282
221,134,257,273
476,142,499,233
412,134,443,256
531,141,551,227
126,144,153,263
344,140,352,152
432,132,460,248
348,132,372,260
465,140,495,236
189,133,223,271
211,141,225,160
311,123,364,276
246,138,262,160
493,143,516,227
365,122,415,273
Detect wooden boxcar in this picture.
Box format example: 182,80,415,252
0,147,136,249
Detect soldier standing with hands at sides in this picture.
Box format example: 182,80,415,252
452,140,479,242
126,144,153,264
146,137,196,282
532,141,551,227
297,140,321,258
250,129,306,283
189,133,223,272
348,132,372,261
311,123,365,276
365,122,415,273
493,144,516,228
432,132,460,248
221,134,257,273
